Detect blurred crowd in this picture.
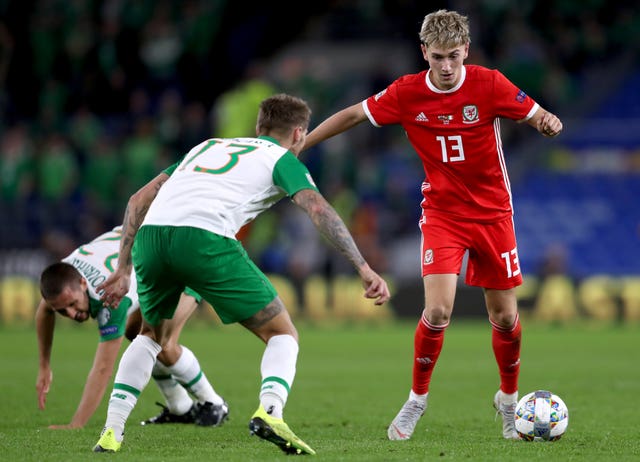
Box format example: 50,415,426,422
0,0,638,284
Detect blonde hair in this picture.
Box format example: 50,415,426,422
419,9,470,49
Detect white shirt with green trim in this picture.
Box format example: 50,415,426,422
62,227,139,340
142,136,318,239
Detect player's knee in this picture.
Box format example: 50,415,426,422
423,306,450,325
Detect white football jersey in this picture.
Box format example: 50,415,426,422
142,136,318,239
62,226,139,316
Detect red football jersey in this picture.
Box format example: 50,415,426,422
363,64,538,222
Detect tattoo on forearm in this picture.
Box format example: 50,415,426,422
119,205,134,267
296,190,366,268
118,176,167,268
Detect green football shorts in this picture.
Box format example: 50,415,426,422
132,225,277,325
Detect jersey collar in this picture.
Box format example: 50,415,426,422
425,65,467,94
258,135,280,145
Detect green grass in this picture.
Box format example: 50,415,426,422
1,319,638,461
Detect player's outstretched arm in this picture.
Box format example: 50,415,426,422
98,171,170,307
292,188,390,305
303,102,368,151
35,299,55,410
48,337,124,429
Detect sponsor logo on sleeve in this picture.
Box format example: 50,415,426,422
306,173,317,187
97,307,111,326
100,325,119,336
374,89,387,101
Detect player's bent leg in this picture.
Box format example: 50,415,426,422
241,300,312,454
169,292,199,331
239,297,298,344
157,292,199,364
93,327,163,452
156,341,230,427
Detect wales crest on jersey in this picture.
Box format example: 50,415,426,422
462,105,479,124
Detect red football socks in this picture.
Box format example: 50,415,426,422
412,314,449,395
490,314,521,394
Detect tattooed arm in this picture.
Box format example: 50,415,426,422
292,189,390,305
98,172,170,307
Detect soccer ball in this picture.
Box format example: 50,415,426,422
514,390,569,441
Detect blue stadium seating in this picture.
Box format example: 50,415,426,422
512,172,640,277
562,68,640,149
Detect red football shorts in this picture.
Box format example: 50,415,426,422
419,212,523,290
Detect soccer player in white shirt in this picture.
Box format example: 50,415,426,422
93,94,390,455
36,226,229,430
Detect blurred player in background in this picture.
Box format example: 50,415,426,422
36,226,229,429
303,9,563,441
93,93,390,455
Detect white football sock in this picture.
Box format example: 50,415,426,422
105,335,161,435
152,359,194,415
168,345,224,405
259,334,299,419
409,390,428,406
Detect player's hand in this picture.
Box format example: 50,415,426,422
358,265,391,305
36,368,53,410
48,423,83,430
97,270,131,308
538,111,563,137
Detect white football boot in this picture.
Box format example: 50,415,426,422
493,389,519,439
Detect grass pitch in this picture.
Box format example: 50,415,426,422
1,319,638,461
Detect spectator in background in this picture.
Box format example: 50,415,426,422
81,133,123,226
139,1,183,93
36,133,79,205
0,124,36,245
31,133,81,255
210,62,276,138
120,116,165,199
0,124,35,202
156,88,184,151
178,101,209,153
67,105,103,155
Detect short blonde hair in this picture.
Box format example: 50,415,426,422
419,9,470,49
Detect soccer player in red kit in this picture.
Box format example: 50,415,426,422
303,9,563,441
